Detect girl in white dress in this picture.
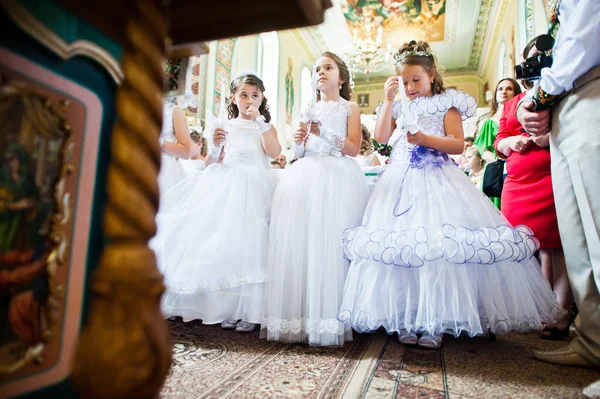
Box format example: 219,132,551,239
158,97,194,194
353,125,381,167
338,41,566,348
151,73,281,332
178,130,206,175
261,52,369,346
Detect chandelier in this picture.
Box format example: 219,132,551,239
345,6,393,81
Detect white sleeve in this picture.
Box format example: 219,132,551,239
294,143,305,159
540,0,600,95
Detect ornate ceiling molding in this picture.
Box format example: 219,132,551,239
481,0,511,78
444,0,460,45
307,26,329,55
293,29,318,60
466,0,495,72
2,0,124,84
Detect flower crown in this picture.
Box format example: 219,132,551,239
394,50,433,64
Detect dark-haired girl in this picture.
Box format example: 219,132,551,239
151,73,281,332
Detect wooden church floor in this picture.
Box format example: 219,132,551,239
160,319,599,398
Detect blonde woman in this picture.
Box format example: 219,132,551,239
353,125,381,166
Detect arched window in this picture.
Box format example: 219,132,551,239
498,40,507,82
300,66,312,113
231,36,258,78
257,31,279,126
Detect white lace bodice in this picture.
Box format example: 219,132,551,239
220,118,269,169
381,90,477,165
305,98,354,157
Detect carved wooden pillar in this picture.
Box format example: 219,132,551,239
70,1,172,398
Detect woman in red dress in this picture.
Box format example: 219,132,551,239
494,39,573,339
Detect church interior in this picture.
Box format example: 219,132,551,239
0,0,599,398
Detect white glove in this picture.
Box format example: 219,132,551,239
254,115,271,135
320,126,345,155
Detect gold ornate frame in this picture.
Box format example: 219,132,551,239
0,83,72,375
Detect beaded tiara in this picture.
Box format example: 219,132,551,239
394,50,433,64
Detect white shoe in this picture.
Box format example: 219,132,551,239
584,379,600,399
418,333,442,349
235,321,256,333
398,330,418,345
221,319,239,330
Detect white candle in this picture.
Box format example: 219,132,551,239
220,82,227,126
397,76,409,115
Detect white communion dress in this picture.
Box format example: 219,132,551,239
179,158,206,175
338,90,567,338
151,118,276,324
157,103,185,195
261,97,369,346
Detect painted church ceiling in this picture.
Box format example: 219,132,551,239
320,0,501,79
342,0,447,43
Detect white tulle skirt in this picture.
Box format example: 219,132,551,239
338,159,567,337
158,154,184,197
151,162,276,324
261,155,369,346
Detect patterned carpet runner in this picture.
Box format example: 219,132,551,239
161,320,599,398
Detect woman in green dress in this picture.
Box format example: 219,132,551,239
473,78,522,209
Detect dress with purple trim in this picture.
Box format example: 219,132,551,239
338,90,566,338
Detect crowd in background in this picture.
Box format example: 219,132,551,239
452,35,574,340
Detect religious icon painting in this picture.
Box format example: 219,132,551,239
358,93,369,108
0,48,102,398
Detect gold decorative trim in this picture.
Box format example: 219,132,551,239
0,344,44,375
71,1,172,397
1,0,124,85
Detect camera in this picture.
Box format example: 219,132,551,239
514,34,555,81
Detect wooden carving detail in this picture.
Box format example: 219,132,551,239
71,1,172,398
